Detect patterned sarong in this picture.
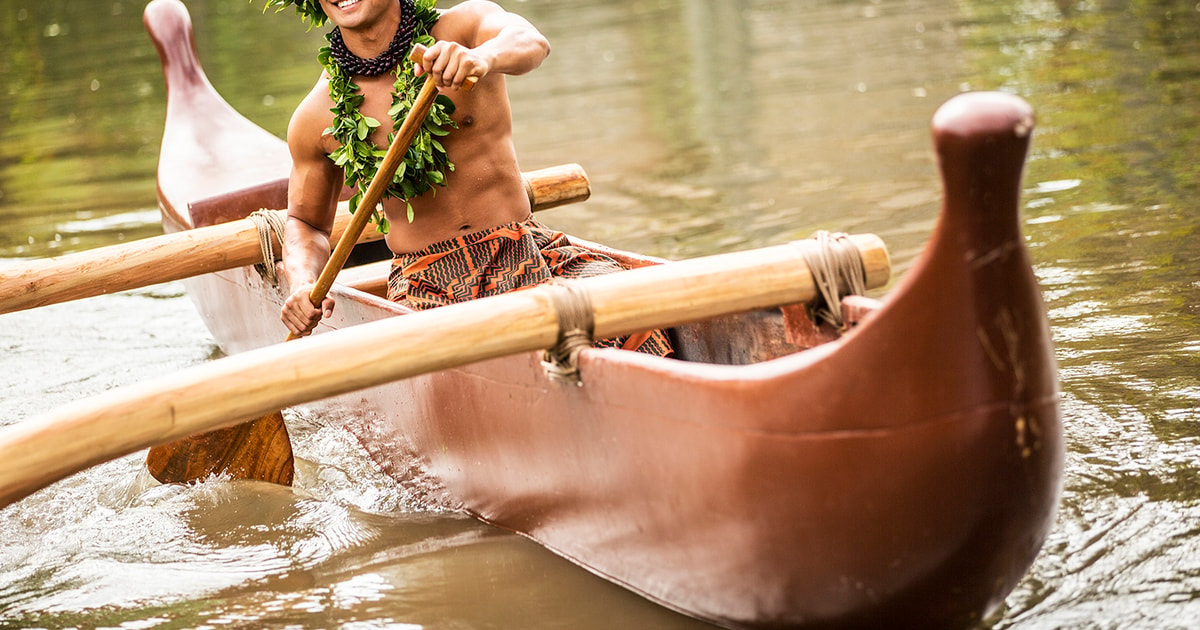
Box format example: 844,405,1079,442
387,216,672,356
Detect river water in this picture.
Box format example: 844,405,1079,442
1,0,1197,628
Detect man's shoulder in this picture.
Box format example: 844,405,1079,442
293,77,335,124
432,0,504,40
288,76,338,153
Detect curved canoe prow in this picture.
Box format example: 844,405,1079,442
768,92,1060,626
145,0,291,230
891,90,1057,431
493,94,1060,628
826,91,1056,434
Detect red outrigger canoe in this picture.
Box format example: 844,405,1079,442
145,0,1061,627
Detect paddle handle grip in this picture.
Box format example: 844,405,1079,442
410,43,480,92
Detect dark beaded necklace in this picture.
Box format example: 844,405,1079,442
328,0,418,77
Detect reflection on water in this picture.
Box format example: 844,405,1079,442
512,0,970,269
2,464,702,628
959,1,1200,627
2,0,1199,628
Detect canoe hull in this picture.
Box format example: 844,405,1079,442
145,0,1061,627
164,258,1058,629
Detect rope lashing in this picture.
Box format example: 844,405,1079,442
249,209,287,285
541,278,595,384
798,231,867,329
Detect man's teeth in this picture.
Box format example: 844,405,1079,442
337,0,359,8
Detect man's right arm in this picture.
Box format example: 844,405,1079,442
280,86,342,336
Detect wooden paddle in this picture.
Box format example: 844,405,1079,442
0,231,890,508
0,164,587,315
143,47,476,486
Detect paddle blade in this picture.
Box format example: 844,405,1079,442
145,411,294,485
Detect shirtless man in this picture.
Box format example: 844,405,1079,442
278,0,670,356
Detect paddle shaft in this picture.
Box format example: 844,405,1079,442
296,45,484,339
0,165,584,316
0,233,888,508
293,71,441,339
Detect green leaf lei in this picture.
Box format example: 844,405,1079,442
261,0,457,231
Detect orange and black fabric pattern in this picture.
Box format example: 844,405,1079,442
388,216,672,356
